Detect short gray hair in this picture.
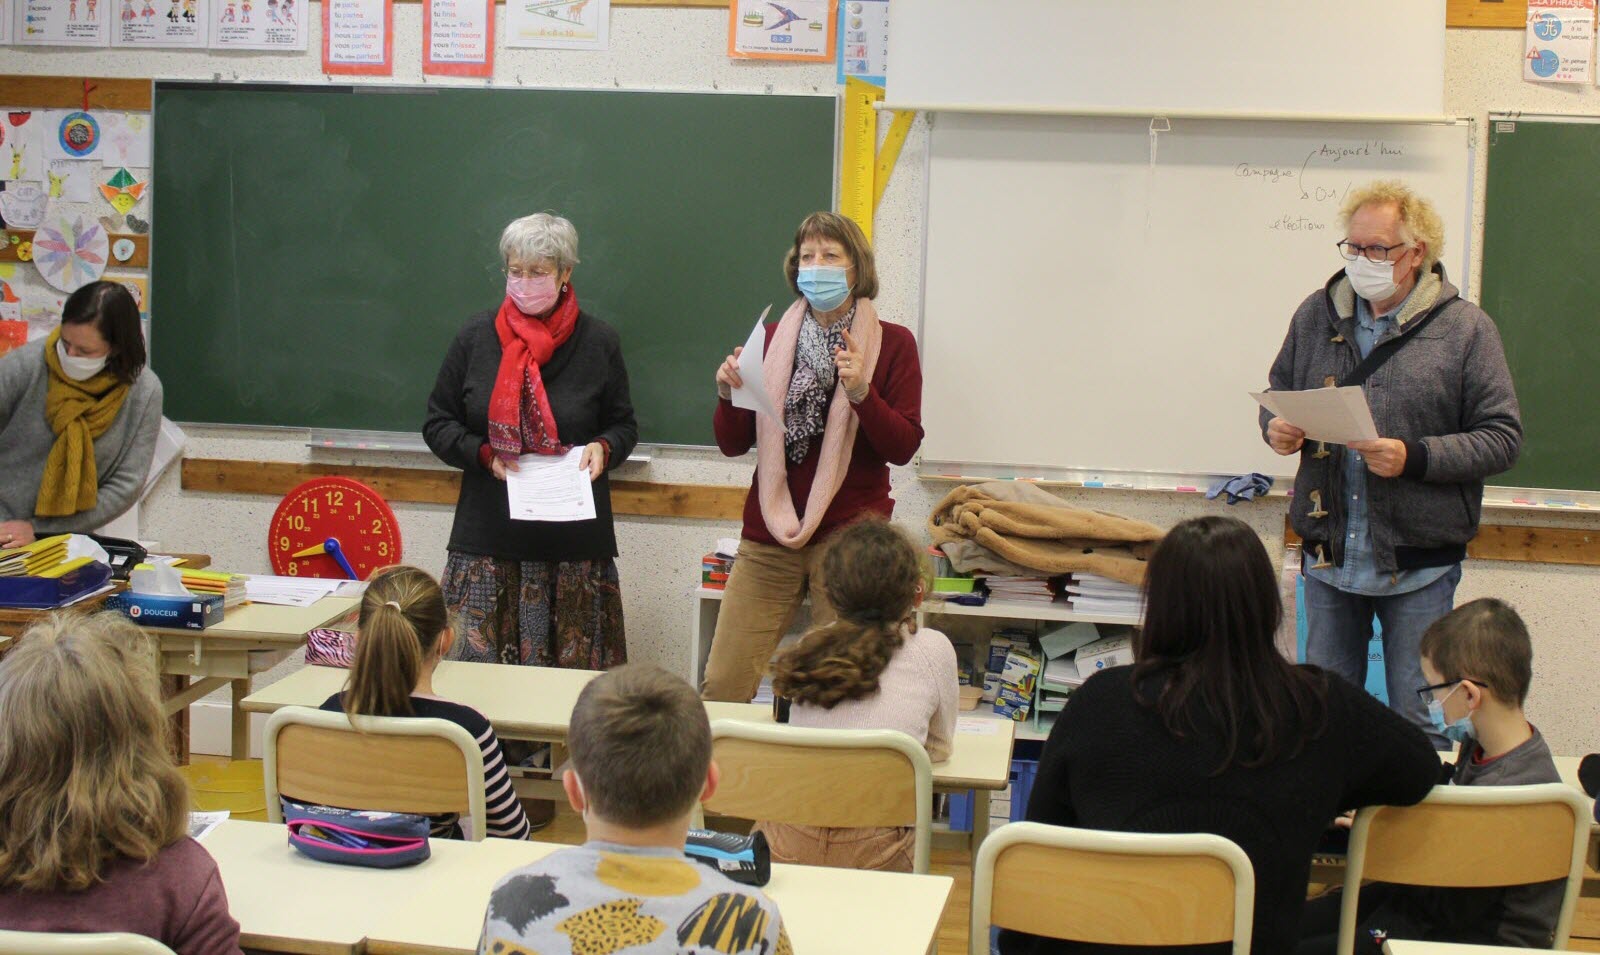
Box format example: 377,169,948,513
499,213,580,271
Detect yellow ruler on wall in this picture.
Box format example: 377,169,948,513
840,77,915,243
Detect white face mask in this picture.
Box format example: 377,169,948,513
1345,253,1405,303
55,338,108,381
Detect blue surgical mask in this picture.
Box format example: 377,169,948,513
797,266,851,312
1426,683,1476,743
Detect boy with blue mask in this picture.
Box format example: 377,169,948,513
1297,597,1562,952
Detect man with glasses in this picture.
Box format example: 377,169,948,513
1259,180,1521,746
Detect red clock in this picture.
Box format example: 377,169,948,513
268,477,402,580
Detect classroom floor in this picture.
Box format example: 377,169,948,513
189,758,1600,954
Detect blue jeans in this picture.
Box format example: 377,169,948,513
1302,564,1462,749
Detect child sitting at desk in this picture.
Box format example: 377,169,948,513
0,613,244,954
479,663,791,954
762,517,958,873
1298,598,1564,952
318,565,533,840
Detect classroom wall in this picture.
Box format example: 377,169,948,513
8,20,1600,754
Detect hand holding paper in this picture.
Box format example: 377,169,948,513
732,306,779,420
506,448,597,522
1251,387,1378,445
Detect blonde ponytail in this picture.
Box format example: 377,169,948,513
345,566,449,719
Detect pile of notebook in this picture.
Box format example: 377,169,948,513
0,535,114,609
981,575,1061,605
701,538,739,591
0,535,75,577
1062,574,1142,616
173,568,248,608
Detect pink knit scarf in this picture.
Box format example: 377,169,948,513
757,296,883,548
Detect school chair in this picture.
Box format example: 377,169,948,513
971,822,1255,955
702,720,934,874
262,705,487,840
1338,782,1592,954
0,931,176,955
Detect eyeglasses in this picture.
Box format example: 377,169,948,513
1414,677,1489,707
1336,240,1410,264
503,266,557,280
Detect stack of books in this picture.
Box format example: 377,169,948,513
0,535,71,577
1062,574,1142,616
981,576,1061,604
701,538,739,591
173,568,248,609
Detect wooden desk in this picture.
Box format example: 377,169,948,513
243,661,1018,849
202,818,953,955
1384,943,1534,954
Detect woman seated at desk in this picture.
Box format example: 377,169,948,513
0,281,162,548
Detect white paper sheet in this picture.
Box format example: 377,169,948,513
189,810,229,841
731,306,779,420
505,0,607,50
956,716,1000,735
244,575,343,606
1250,386,1378,445
506,447,596,522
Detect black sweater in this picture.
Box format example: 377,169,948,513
999,665,1439,955
423,308,638,563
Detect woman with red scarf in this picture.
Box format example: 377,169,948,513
424,213,636,672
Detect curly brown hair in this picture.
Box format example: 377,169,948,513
771,518,922,709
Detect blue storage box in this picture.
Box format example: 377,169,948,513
947,756,1041,833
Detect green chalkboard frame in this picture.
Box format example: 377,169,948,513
150,81,837,446
1481,114,1600,496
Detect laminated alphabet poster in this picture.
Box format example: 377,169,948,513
13,0,110,47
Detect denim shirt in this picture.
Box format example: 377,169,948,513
1304,286,1453,596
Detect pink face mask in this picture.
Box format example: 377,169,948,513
507,274,559,315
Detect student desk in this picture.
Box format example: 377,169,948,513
202,818,953,955
1384,943,1536,954
242,660,1019,849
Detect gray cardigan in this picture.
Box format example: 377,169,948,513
1260,266,1521,574
0,339,163,534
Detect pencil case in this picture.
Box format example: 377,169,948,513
282,798,430,868
684,828,771,886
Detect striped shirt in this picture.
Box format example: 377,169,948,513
320,692,531,840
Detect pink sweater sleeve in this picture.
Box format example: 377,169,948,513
173,858,244,955
919,630,960,764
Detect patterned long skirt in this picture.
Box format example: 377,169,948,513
441,552,626,670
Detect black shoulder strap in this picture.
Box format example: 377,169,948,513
1338,305,1444,389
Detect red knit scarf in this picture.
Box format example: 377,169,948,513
488,285,579,460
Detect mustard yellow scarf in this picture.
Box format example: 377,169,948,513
35,328,129,517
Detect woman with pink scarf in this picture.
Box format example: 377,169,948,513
704,211,925,703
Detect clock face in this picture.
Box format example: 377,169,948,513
268,477,402,580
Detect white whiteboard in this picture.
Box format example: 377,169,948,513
917,114,1473,482
886,0,1446,120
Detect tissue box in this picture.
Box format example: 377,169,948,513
105,591,225,630
1074,634,1134,676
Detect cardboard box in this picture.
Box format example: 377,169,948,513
993,685,1032,721
1000,647,1041,696
982,673,1001,702
104,591,225,630
986,637,1014,674
1074,633,1134,677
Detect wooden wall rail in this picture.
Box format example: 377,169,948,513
181,458,748,521
1285,521,1600,568
0,77,154,111
1447,0,1528,28
1,230,148,267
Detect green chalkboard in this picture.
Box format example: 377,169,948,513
150,82,836,444
1481,117,1600,493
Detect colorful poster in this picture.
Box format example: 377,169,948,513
729,0,835,61
14,0,111,45
424,0,493,76
506,0,607,50
32,208,109,293
112,0,205,47
209,0,305,51
0,112,44,183
1525,0,1595,83
836,0,887,85
323,0,392,73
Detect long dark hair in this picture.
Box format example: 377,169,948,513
771,518,921,709
345,566,449,719
1132,515,1327,771
61,281,145,384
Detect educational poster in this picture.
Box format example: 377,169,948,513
506,0,608,50
729,0,835,61
13,0,110,44
0,112,44,183
1525,0,1594,83
98,112,151,166
322,0,393,74
423,0,493,76
112,0,205,48
210,0,306,52
836,0,887,86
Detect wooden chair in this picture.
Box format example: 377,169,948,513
703,720,934,873
1338,782,1592,954
262,705,487,840
0,932,176,955
971,821,1255,955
